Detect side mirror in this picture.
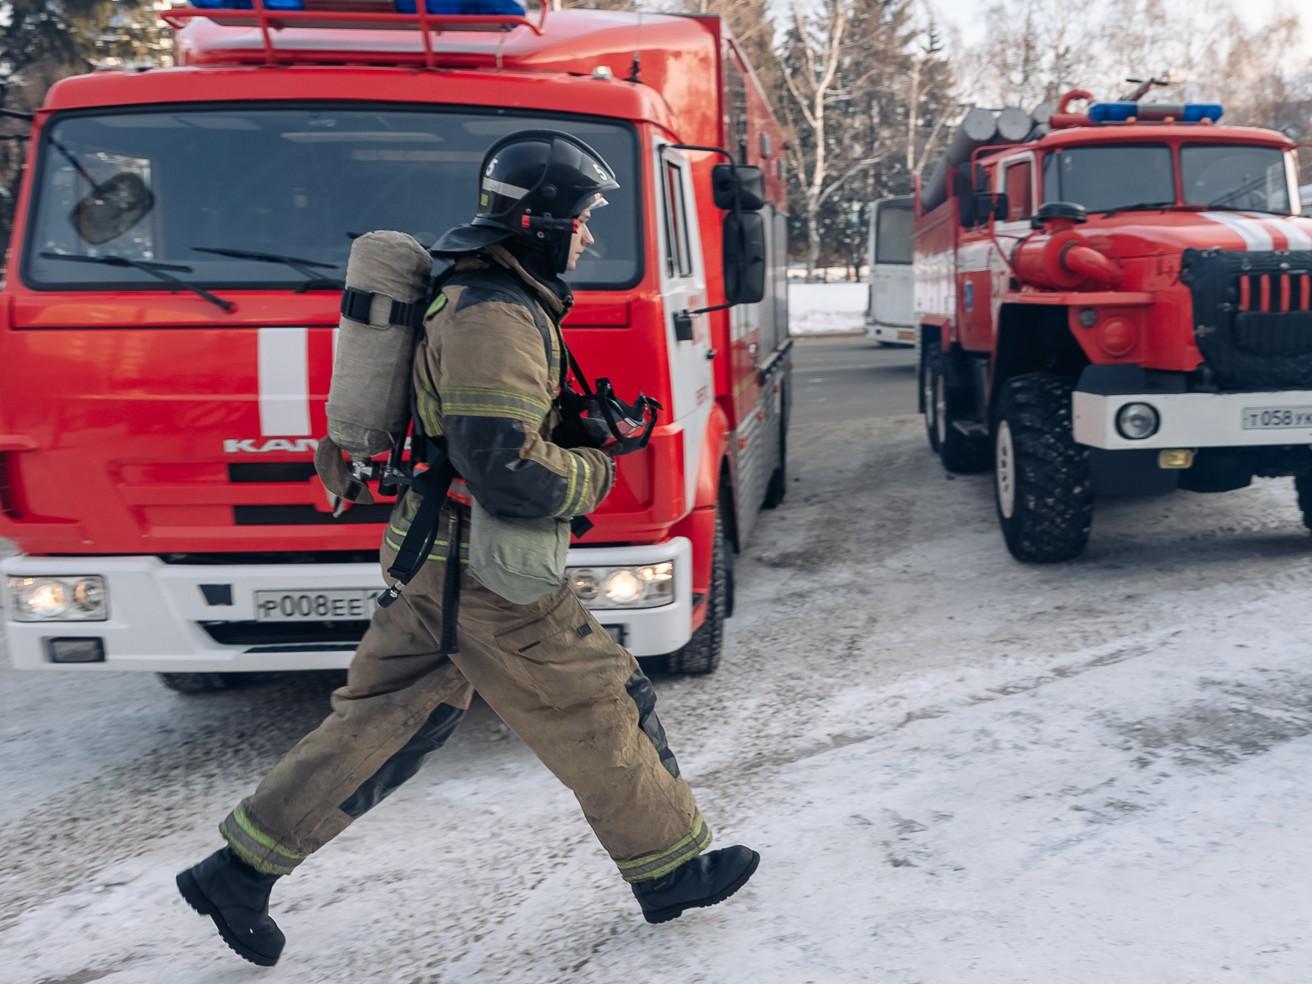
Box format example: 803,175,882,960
71,171,155,245
712,164,766,211
723,211,766,305
973,191,1009,225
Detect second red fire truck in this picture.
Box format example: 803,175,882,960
914,88,1312,561
0,3,792,687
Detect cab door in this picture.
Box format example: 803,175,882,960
654,143,713,510
983,153,1038,345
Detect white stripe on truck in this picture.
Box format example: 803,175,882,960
258,327,311,436
1202,211,1273,250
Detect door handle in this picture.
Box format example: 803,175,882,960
674,311,694,342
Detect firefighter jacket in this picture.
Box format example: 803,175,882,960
386,245,615,556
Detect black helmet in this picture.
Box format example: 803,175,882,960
432,129,620,273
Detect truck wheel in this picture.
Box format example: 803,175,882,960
922,340,942,453
666,505,727,675
157,672,241,694
931,350,990,473
762,419,788,509
1296,473,1312,531
994,373,1093,563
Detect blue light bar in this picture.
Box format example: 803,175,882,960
1088,101,1224,124
191,0,305,9
1181,104,1224,123
1088,102,1136,123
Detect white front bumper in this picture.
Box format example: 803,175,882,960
1,538,693,672
1073,389,1312,451
868,321,917,345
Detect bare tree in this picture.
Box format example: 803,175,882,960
780,0,863,275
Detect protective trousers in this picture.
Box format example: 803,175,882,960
219,505,709,884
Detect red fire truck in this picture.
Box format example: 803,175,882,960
914,88,1312,562
0,2,792,688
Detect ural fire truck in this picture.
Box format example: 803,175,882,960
914,87,1312,561
0,3,792,688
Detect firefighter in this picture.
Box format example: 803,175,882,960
175,130,760,967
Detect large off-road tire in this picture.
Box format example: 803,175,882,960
922,339,942,454
762,418,788,510
931,347,990,474
666,505,728,675
157,672,243,694
1296,473,1312,532
993,373,1094,563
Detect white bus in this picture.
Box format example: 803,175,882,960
865,194,915,346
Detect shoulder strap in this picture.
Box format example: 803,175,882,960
565,346,594,397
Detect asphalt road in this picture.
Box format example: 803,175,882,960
791,335,917,427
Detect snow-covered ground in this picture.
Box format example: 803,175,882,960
4,352,1312,983
789,282,868,336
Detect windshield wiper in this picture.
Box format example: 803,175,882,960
1098,201,1176,217
190,246,344,293
39,252,234,312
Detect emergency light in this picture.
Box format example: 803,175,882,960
190,0,526,11
1088,102,1224,124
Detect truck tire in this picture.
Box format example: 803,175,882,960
157,672,241,694
931,348,990,473
666,505,727,675
1297,473,1312,532
993,373,1093,562
762,419,788,509
922,339,942,454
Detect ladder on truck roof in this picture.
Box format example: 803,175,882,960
163,0,549,69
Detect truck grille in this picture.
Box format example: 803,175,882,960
200,620,370,647
1183,248,1312,388
114,459,394,536
233,505,393,525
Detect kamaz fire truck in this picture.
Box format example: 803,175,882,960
0,2,792,688
914,87,1312,561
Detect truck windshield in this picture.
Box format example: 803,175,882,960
1043,144,1174,213
1181,144,1291,213
24,107,640,291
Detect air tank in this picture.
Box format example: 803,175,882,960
919,107,998,213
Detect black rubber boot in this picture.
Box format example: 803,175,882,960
631,845,760,925
176,847,286,966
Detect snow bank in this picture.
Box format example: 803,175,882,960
789,282,867,336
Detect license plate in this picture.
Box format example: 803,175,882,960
1241,406,1312,430
254,589,376,622
602,624,626,645
897,329,915,341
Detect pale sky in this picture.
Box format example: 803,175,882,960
925,0,1310,58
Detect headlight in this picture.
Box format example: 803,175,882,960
1116,402,1160,440
568,562,674,609
7,576,109,621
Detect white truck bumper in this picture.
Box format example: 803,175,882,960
867,320,917,346
1,538,694,672
1073,389,1312,451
